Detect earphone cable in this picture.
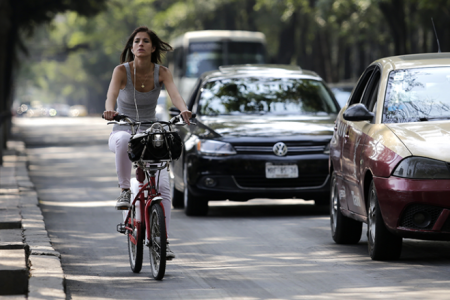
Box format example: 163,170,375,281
133,62,140,121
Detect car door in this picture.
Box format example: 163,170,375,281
340,67,377,213
350,69,381,216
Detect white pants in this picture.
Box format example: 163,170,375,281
108,130,172,236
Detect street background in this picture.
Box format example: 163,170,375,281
13,117,450,299
7,0,450,115
2,1,450,298
2,1,450,160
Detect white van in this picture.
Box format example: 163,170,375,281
167,30,266,101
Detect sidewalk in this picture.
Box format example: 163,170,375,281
0,138,65,299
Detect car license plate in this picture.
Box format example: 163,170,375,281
265,163,298,178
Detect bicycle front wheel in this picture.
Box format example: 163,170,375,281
149,203,167,280
127,204,143,273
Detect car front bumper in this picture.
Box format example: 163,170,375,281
374,176,450,240
186,153,330,202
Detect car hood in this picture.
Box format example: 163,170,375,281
387,121,450,162
197,115,336,138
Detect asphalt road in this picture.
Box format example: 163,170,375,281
14,117,450,300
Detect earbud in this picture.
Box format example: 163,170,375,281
131,49,134,54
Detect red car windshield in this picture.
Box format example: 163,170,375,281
384,67,450,123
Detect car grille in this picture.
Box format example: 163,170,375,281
441,217,450,233
233,142,326,155
234,175,327,188
399,204,443,230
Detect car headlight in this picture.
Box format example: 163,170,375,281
197,140,236,156
392,157,450,179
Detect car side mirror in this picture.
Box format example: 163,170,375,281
343,103,374,122
169,107,180,117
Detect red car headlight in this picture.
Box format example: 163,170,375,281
392,157,450,179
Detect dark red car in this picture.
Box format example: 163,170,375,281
329,53,450,260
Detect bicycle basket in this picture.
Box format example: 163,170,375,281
127,131,183,162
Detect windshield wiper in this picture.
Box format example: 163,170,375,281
419,116,450,121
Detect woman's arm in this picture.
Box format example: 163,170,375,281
160,66,192,124
104,65,126,120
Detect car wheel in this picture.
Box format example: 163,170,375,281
183,164,208,216
330,172,362,244
367,180,402,260
170,176,184,209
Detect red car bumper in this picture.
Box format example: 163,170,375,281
374,176,450,240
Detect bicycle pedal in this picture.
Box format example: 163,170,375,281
116,223,126,234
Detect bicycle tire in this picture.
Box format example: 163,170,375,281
149,203,167,280
127,204,143,273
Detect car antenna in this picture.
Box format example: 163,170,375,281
431,18,441,53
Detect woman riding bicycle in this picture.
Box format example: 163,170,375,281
103,26,192,260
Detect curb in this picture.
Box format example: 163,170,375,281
0,140,65,299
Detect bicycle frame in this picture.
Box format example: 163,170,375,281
124,167,167,246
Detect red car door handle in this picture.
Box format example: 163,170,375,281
344,128,350,139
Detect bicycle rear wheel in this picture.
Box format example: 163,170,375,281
149,203,167,280
127,204,143,273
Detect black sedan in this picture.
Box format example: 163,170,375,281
170,65,340,216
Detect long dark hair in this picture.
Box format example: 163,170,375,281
120,26,172,64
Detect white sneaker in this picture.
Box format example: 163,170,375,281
115,190,131,210
166,244,176,260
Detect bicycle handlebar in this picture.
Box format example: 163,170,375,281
102,113,197,126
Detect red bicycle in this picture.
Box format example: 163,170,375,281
106,113,193,280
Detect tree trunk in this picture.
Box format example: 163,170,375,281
312,33,326,81
297,13,311,71
378,0,408,55
276,12,297,64
319,29,333,83
343,44,352,80
244,0,257,31
0,0,17,163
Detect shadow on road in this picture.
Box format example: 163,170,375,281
196,199,329,218
400,239,450,262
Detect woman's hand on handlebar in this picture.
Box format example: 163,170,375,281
180,110,192,125
103,110,118,121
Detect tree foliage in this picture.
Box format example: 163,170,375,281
0,0,107,162
14,0,450,114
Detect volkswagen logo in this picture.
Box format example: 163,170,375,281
273,142,288,156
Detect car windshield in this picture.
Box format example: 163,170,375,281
197,77,338,116
384,67,450,123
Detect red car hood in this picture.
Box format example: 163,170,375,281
387,121,450,162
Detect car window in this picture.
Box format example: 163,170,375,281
383,67,450,123
197,77,339,116
369,82,379,113
362,70,381,113
348,68,374,106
